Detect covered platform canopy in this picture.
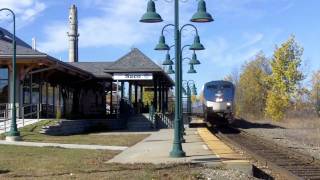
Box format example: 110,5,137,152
1,26,174,119
70,48,174,114
0,27,111,119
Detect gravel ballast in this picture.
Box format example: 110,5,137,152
235,119,320,161
200,168,257,180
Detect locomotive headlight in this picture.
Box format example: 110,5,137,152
227,102,231,106
216,98,223,102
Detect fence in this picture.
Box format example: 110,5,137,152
0,104,42,133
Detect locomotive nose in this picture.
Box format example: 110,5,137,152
215,90,223,97
215,91,224,102
215,91,223,102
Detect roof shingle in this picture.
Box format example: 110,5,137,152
105,48,163,72
68,62,113,79
0,27,45,56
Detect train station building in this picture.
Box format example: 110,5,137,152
0,27,174,129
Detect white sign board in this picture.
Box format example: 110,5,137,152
113,73,153,80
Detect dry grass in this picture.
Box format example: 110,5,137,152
241,115,320,147
1,120,149,147
269,117,320,129
0,145,202,179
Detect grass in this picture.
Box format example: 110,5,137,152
0,120,149,147
0,145,203,179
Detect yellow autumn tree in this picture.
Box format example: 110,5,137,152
235,52,270,119
143,90,154,106
265,35,304,121
311,70,320,116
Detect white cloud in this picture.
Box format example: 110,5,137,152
0,0,46,27
236,33,264,50
199,34,263,68
38,0,199,53
38,22,68,53
211,0,292,20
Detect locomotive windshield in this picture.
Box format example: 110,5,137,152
204,82,234,101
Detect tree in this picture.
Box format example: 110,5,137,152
265,36,304,121
311,70,320,116
224,67,240,87
191,95,197,104
143,90,154,106
235,52,270,119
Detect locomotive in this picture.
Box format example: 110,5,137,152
201,80,235,126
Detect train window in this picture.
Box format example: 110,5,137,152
207,85,218,89
222,85,232,89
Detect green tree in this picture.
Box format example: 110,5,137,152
265,36,304,121
235,52,270,119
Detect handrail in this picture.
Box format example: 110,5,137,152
0,104,42,132
21,104,42,126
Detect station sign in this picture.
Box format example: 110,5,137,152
113,73,153,80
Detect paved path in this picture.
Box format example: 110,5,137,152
94,131,154,136
0,140,128,151
108,128,222,166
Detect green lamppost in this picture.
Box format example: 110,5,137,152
182,80,197,138
141,0,213,157
163,48,200,143
183,80,197,115
0,8,20,141
190,83,198,115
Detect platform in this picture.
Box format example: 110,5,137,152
108,126,252,174
189,116,207,128
108,128,221,167
197,128,252,174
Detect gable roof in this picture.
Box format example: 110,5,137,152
68,62,113,79
105,48,163,73
0,27,98,79
0,27,45,56
0,27,171,84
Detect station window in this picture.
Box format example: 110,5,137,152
0,68,9,104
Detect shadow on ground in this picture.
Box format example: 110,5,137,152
0,170,10,174
232,118,285,130
207,118,284,135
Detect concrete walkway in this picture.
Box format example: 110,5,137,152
108,128,222,166
0,140,128,151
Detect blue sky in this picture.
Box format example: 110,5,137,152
0,0,319,89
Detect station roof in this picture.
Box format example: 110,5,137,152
68,62,114,79
105,48,164,73
0,27,173,86
0,27,46,57
0,27,95,79
69,49,174,86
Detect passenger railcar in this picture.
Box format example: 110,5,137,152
202,80,235,126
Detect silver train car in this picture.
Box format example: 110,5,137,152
202,80,235,126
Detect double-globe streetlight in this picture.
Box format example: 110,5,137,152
179,79,197,141
163,46,200,143
140,0,213,157
183,80,197,116
164,46,201,75
0,8,20,141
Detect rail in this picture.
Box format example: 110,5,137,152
213,125,320,180
21,104,42,126
0,103,9,132
0,103,8,119
0,104,42,133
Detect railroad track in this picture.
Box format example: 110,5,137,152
210,126,320,180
